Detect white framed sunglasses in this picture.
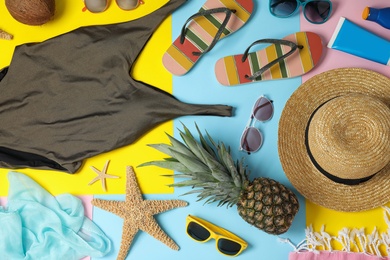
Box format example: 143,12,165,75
240,95,274,154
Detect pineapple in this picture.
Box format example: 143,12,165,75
139,124,299,235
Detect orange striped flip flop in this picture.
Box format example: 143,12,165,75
214,32,323,86
162,0,254,76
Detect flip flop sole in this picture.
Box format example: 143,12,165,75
163,0,254,76
215,32,323,86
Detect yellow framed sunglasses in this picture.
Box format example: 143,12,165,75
185,215,248,257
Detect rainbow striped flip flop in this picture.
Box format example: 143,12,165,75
214,32,323,86
162,0,254,76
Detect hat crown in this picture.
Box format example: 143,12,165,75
308,94,390,180
279,68,390,211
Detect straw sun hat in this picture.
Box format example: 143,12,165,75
278,68,390,212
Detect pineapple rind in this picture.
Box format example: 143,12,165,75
237,178,299,235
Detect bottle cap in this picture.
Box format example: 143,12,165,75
362,7,370,20
362,7,379,22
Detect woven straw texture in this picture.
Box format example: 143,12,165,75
308,94,390,179
278,68,390,212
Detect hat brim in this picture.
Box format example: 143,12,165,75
278,68,390,212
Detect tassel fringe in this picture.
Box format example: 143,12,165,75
279,206,390,257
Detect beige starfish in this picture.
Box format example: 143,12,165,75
91,166,188,260
88,160,119,192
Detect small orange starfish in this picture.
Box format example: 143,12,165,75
88,160,119,192
92,166,187,260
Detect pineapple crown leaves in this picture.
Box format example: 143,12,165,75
182,181,241,207
138,123,250,207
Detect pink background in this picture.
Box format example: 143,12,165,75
301,0,390,81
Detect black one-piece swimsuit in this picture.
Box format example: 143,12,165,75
0,0,232,173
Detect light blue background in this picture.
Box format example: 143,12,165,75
93,0,306,259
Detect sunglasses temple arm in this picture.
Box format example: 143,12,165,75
247,114,256,127
240,130,250,153
239,115,255,152
211,226,247,246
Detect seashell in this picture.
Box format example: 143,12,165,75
0,29,13,40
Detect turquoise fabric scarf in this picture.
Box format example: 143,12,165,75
0,172,111,259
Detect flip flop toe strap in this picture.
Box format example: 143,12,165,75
242,39,303,80
180,7,236,56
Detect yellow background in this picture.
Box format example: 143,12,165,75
307,201,390,255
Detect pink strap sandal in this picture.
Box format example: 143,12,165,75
162,0,254,76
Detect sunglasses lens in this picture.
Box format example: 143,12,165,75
270,0,298,17
218,238,242,256
304,1,331,23
240,127,263,153
116,0,140,10
253,97,273,121
187,222,210,241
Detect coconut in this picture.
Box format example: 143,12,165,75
5,0,55,26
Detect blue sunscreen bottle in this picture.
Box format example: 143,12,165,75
327,17,390,66
363,7,390,29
